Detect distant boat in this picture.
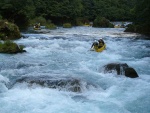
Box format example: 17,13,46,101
33,23,41,30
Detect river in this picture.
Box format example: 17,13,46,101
0,27,150,113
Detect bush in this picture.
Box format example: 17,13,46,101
14,10,30,30
0,20,21,40
125,23,150,36
93,16,114,28
63,23,72,28
30,17,57,29
75,17,90,26
0,40,26,54
124,24,137,32
0,15,2,20
46,23,57,29
30,16,47,26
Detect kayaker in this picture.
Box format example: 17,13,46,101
91,42,98,48
90,42,99,50
90,38,106,52
91,38,105,50
98,38,105,48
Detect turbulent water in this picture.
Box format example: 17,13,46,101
0,27,150,113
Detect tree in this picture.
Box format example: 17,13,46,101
125,0,150,36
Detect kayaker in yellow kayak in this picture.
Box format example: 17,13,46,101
90,38,106,52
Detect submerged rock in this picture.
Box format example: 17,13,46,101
8,76,91,92
103,63,139,78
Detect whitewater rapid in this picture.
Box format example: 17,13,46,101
0,27,150,113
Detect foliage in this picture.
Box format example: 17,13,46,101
75,17,90,26
0,0,32,30
30,17,57,29
30,16,47,26
93,17,114,28
125,0,150,36
46,23,57,30
0,15,2,20
0,0,137,29
63,23,72,28
0,20,21,40
0,40,25,54
124,24,135,32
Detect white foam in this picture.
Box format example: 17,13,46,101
0,27,150,113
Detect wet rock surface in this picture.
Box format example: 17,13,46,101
103,63,139,78
7,76,92,92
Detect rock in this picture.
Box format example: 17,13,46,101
8,76,91,92
103,63,129,75
0,40,26,54
63,23,72,28
103,63,138,78
125,67,139,78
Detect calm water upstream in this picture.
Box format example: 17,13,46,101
0,27,150,113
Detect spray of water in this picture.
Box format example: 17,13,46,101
0,27,150,113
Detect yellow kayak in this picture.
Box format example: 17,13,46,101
94,44,106,52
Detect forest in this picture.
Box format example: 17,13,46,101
0,0,149,36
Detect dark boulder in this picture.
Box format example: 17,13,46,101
125,67,139,78
103,63,129,75
8,76,91,92
103,63,138,78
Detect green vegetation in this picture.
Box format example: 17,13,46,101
125,0,150,36
30,17,56,29
75,17,90,26
63,23,72,28
0,20,21,40
93,17,114,28
46,23,57,30
0,20,25,54
0,0,136,28
0,0,149,36
0,40,26,54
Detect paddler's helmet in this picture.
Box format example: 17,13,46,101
98,38,103,42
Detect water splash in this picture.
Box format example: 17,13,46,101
0,27,150,113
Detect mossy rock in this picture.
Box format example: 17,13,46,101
0,20,21,40
63,23,72,28
0,40,26,54
93,17,114,28
46,23,57,29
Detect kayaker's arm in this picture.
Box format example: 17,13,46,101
91,43,94,49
